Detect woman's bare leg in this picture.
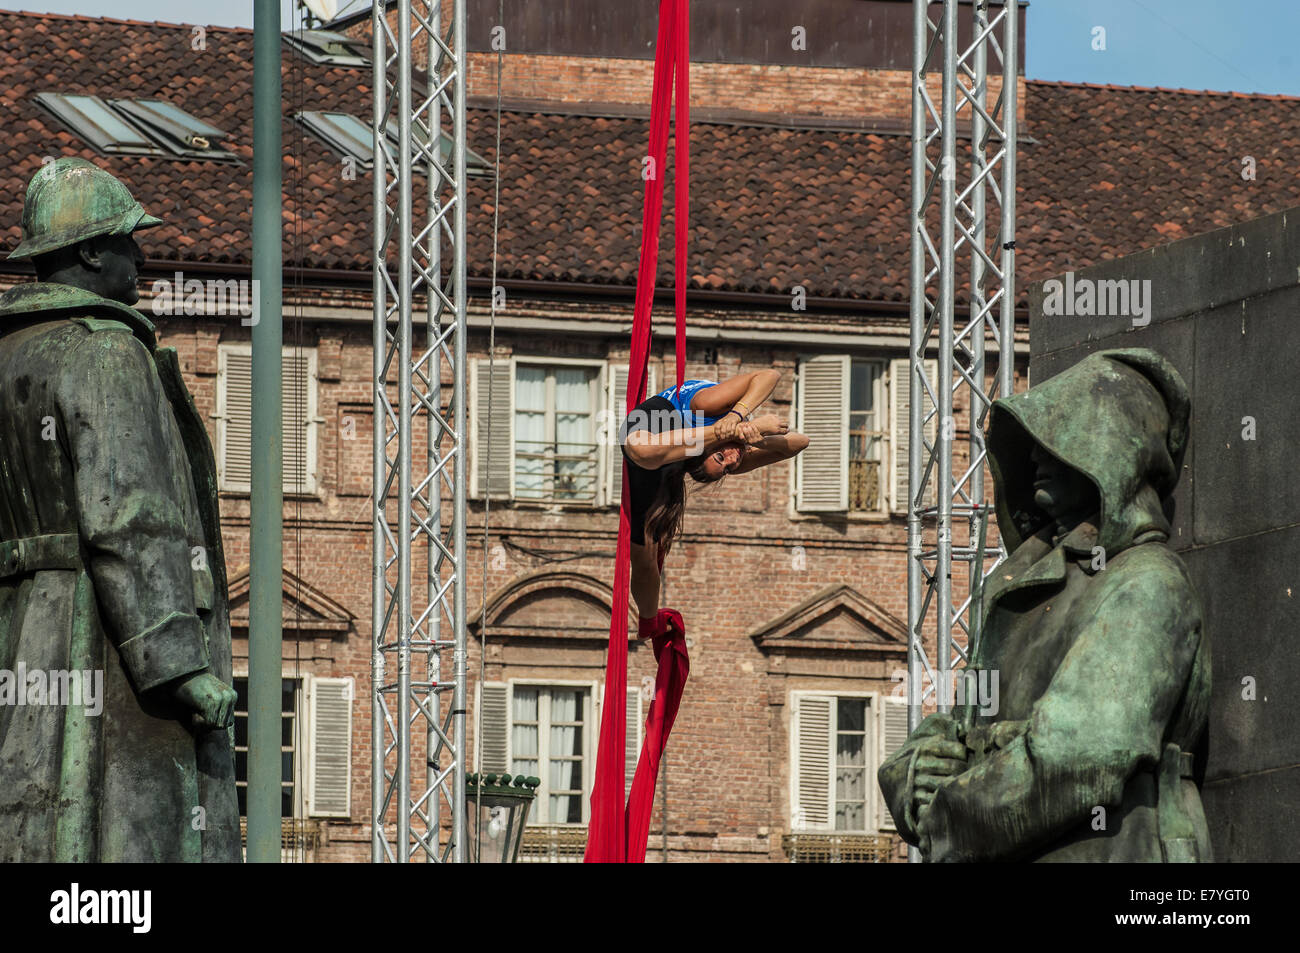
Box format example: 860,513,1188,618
629,541,661,619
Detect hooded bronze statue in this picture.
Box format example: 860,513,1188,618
879,348,1211,862
0,157,240,861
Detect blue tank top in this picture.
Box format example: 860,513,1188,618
656,379,725,428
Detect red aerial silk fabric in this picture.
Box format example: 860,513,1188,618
584,0,691,863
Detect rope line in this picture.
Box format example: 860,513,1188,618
474,0,506,862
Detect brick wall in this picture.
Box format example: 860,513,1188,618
156,290,1022,864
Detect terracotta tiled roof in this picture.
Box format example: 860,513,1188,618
2,12,1298,305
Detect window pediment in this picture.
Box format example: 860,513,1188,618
471,569,637,642
750,584,906,655
227,567,355,636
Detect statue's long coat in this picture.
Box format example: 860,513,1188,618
0,282,239,862
879,349,1212,862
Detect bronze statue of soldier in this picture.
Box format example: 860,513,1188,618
879,348,1211,862
0,157,240,862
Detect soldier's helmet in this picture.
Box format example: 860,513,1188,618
7,156,163,260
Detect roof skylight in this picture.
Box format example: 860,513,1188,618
283,29,370,67
36,92,236,162
296,110,493,177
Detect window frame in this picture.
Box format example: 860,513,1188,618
215,343,322,496
108,98,236,161
232,674,305,820
35,91,165,156
505,678,598,828
788,689,885,835
295,109,493,176
848,358,888,515
512,357,605,508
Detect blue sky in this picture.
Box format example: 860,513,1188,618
2,1,1297,97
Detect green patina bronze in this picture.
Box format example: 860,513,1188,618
879,348,1212,862
0,158,239,862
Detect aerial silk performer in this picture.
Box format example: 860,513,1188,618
584,0,809,863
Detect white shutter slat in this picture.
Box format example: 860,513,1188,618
306,677,353,818
223,351,253,488
282,352,312,491
624,687,642,797
220,348,315,493
793,695,833,831
479,682,509,774
474,358,513,498
878,696,910,831
890,358,939,513
795,356,849,512
608,365,654,508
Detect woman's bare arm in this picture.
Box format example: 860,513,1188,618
690,369,781,418
624,425,718,469
625,413,789,470
731,432,810,475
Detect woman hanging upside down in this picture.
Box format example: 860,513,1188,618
618,369,810,638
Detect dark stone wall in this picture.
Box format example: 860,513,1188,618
1028,205,1300,863
466,0,1027,70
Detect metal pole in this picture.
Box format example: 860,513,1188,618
248,0,283,865
969,0,989,632
934,0,957,717
1001,6,1019,402
370,0,389,865
426,0,444,855
451,0,470,864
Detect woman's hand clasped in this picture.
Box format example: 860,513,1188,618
712,413,741,442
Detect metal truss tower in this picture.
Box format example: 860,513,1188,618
371,0,469,863
905,0,1018,801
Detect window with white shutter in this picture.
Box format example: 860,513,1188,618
606,364,655,508
306,676,353,818
625,686,643,798
795,356,849,512
478,682,510,774
878,695,910,831
791,691,891,834
216,344,319,494
889,357,939,514
232,675,302,819
471,357,514,499
791,693,833,830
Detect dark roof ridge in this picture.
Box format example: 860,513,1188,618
1,8,251,33
1027,77,1300,103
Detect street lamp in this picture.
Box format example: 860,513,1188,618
466,773,540,863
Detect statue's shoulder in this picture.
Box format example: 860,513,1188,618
69,316,133,335
1096,539,1202,627
0,282,157,350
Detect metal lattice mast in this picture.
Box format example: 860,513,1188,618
906,0,1017,750
372,0,469,863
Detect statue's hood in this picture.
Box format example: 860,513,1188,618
987,348,1190,556
0,281,157,349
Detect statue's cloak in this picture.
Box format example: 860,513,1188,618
880,348,1211,862
0,282,239,862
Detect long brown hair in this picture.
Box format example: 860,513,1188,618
643,458,722,555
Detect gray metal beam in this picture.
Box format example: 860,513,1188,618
372,0,469,863
248,0,284,866
907,0,1019,862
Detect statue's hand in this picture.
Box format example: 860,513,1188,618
911,735,967,822
171,671,238,730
